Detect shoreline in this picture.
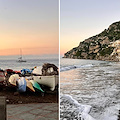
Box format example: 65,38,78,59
62,57,120,62
61,59,120,120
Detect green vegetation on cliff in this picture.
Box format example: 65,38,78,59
64,21,120,61
99,47,114,56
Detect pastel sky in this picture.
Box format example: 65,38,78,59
0,0,58,56
60,0,120,55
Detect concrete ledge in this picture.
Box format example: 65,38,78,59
0,96,6,120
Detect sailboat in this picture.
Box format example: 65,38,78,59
17,49,26,62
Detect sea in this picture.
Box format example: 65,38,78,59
0,54,59,71
60,58,120,120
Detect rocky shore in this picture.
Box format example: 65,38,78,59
64,21,120,62
118,110,120,120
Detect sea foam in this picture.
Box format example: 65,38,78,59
60,94,120,120
60,95,96,120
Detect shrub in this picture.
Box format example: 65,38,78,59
99,47,114,56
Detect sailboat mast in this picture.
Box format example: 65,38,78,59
17,49,26,62
20,48,22,58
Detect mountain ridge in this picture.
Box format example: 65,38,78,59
64,21,120,61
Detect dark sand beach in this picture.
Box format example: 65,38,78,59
0,86,58,104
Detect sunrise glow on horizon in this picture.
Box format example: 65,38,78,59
0,0,58,56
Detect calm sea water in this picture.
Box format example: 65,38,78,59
60,58,120,120
0,54,59,71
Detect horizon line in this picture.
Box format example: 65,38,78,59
0,53,59,57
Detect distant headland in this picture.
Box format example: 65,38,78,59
64,21,120,62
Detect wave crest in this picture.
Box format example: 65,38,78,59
60,64,93,72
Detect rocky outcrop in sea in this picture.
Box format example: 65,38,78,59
64,21,120,61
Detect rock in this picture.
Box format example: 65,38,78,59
18,101,22,104
64,21,120,62
14,91,19,96
6,99,9,103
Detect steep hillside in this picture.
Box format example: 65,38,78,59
64,21,120,61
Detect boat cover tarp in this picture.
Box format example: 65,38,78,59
32,66,42,75
9,74,20,86
5,69,21,75
17,77,27,92
21,69,33,75
42,63,58,76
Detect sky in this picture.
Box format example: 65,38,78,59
60,0,120,55
0,0,58,56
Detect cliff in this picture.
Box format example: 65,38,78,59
64,21,120,61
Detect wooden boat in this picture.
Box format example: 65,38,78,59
32,66,42,75
25,79,35,92
30,80,44,92
8,74,20,86
33,75,58,91
17,77,27,92
0,70,5,82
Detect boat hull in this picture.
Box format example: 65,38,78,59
17,60,26,62
0,71,5,82
17,77,27,92
33,75,58,91
8,74,20,86
30,80,44,92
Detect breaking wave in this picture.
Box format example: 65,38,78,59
60,95,120,120
60,64,93,72
60,95,95,120
60,58,120,120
